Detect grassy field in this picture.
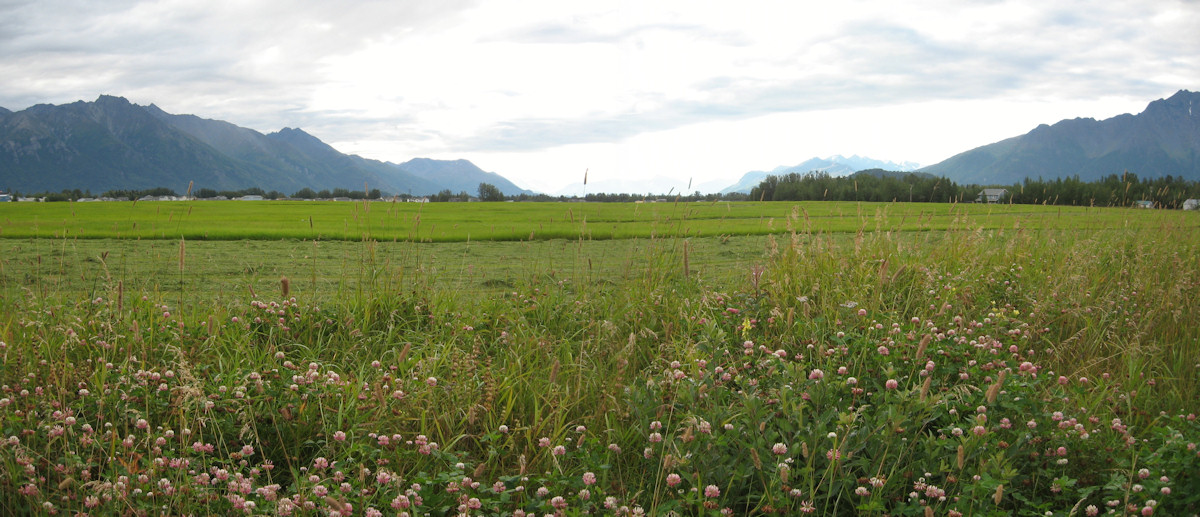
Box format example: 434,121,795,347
1,199,1190,241
0,201,1197,516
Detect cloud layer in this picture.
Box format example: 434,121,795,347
2,0,1197,191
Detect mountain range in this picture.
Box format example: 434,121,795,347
920,90,1199,184
0,95,532,196
720,155,921,194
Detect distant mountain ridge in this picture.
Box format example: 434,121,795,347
720,155,920,194
0,95,531,196
921,90,1200,184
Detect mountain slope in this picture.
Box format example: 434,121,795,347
394,158,533,196
0,95,268,193
264,128,443,195
145,107,402,193
922,90,1200,184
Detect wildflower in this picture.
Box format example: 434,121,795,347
552,445,566,456
855,486,870,496
808,369,824,380
333,431,346,442
498,425,509,433
772,443,788,455
550,496,567,509
666,473,682,487
886,379,899,390
582,472,596,485
704,485,720,498
391,494,411,509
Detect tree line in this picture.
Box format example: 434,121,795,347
1002,172,1200,208
8,173,1200,206
749,170,1200,207
750,170,970,203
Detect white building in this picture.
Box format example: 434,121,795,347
976,188,1008,203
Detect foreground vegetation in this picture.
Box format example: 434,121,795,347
0,202,1197,516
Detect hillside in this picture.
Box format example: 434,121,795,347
922,90,1200,184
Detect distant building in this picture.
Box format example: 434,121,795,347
976,188,1008,203
1134,200,1154,209
1184,199,1200,210
0,192,11,202
238,195,264,201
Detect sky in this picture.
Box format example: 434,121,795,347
1,0,1197,194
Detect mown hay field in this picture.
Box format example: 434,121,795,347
0,199,1174,241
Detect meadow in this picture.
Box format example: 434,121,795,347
0,199,1167,241
0,200,1197,516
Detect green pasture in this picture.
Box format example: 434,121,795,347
2,199,1193,241
0,234,772,303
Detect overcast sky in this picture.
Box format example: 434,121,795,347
2,0,1197,193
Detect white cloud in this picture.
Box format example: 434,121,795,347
2,0,1196,193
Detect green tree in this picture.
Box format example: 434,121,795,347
477,182,504,202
